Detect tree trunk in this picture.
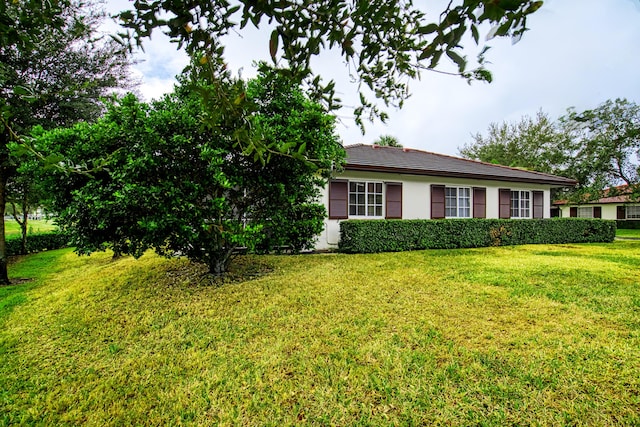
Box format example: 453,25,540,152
0,129,15,285
20,190,30,255
20,207,28,255
207,247,234,277
0,175,9,285
208,257,229,276
10,199,29,255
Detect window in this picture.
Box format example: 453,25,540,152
627,206,640,219
577,207,594,218
510,191,531,218
349,181,383,217
445,187,471,218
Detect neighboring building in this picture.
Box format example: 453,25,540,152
316,144,577,250
554,185,640,220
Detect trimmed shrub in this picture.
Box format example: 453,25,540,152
6,232,69,256
339,218,616,253
617,220,640,229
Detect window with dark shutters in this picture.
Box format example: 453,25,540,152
431,185,445,219
533,191,544,219
617,206,626,220
570,207,577,217
328,180,348,219
594,206,602,218
473,187,486,218
499,189,511,219
626,206,640,219
385,183,402,219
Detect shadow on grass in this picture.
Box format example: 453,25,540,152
1,249,71,323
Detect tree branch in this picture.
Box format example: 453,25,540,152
10,201,24,227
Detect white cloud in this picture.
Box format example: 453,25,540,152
101,0,188,102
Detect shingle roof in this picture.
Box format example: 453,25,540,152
344,144,577,187
553,185,634,205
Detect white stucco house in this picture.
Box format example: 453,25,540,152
553,185,640,220
315,144,577,250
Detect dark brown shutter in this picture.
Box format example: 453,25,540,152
593,206,602,218
473,187,486,218
431,185,445,219
617,205,626,219
533,191,544,219
328,180,348,219
385,183,402,219
499,189,511,219
570,207,577,217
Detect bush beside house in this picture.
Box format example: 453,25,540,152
339,218,616,253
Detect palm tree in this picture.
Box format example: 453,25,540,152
374,134,402,147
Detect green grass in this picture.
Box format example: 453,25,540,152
1,243,639,425
616,228,640,239
4,218,57,237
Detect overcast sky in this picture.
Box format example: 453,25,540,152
103,0,640,156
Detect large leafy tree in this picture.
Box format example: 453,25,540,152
38,67,344,275
0,0,135,283
459,110,568,175
559,98,640,200
460,99,640,201
37,89,251,274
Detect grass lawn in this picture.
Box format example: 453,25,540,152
616,228,640,239
4,218,57,237
1,243,639,425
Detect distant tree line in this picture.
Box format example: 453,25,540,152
459,98,640,201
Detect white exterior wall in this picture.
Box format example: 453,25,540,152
558,204,619,220
602,205,619,220
316,170,554,250
560,203,640,220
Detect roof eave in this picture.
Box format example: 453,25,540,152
344,164,578,187
555,199,631,206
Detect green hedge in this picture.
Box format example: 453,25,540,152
616,220,640,229
339,219,616,253
6,232,69,256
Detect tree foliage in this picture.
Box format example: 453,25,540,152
114,0,544,135
459,110,566,175
374,135,403,148
244,64,344,252
559,98,640,199
0,0,70,52
1,1,134,134
39,68,344,275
